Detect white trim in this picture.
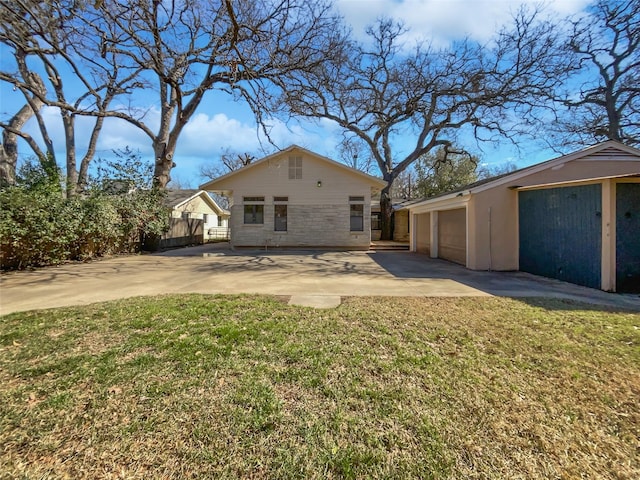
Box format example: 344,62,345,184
172,190,227,216
200,144,386,191
410,192,471,214
472,141,640,194
407,141,640,212
512,173,639,191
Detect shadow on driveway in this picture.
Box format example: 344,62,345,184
161,243,640,311
2,244,639,314
367,251,640,311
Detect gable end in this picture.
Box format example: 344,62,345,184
580,146,640,161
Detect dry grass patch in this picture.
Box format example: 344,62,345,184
0,294,638,479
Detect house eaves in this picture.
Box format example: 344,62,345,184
511,172,640,191
199,144,386,192
407,140,640,211
471,140,640,195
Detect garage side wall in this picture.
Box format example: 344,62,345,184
415,212,431,254
468,188,519,270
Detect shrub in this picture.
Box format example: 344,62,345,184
0,158,169,270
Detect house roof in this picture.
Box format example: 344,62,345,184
165,189,229,216
199,144,386,191
371,197,415,211
405,140,640,210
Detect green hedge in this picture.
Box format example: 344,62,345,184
0,186,169,270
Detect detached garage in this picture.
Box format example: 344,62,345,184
407,141,640,292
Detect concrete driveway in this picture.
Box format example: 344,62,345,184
1,242,639,314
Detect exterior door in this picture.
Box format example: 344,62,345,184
519,184,602,289
616,183,640,293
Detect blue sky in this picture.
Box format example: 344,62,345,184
0,0,593,187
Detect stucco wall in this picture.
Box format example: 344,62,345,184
468,188,519,270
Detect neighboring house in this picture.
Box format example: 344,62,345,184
199,145,386,249
165,189,230,245
406,140,640,293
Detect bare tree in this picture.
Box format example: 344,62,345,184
0,0,139,197
199,148,257,181
336,137,375,174
1,101,43,187
1,0,345,191
276,10,563,239
547,0,640,147
476,160,518,180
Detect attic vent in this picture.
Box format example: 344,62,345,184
584,147,639,161
288,156,302,179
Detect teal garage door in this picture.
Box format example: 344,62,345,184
616,183,640,293
519,184,602,289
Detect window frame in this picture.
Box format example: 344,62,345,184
274,196,288,232
243,196,265,225
349,196,365,232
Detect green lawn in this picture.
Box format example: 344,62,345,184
1,295,638,479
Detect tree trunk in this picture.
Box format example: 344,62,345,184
379,185,394,241
153,141,175,188
0,133,18,188
605,86,621,141
0,103,41,186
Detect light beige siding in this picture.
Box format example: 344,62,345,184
393,210,410,242
171,194,228,240
205,147,384,248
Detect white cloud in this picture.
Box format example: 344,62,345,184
178,112,330,158
19,105,155,161
336,0,592,47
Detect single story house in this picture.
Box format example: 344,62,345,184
165,189,230,243
199,145,386,249
406,140,640,292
